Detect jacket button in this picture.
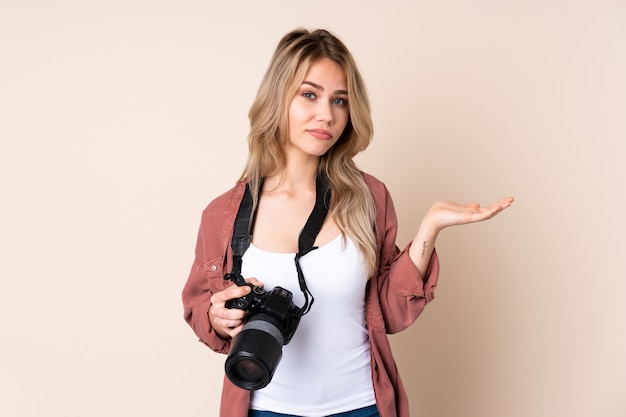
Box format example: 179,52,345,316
211,265,217,271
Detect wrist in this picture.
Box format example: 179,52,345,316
408,223,437,266
417,215,443,240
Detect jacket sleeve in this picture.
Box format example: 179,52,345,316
181,222,232,354
181,185,245,354
372,181,440,334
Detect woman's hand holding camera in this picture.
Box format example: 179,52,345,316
209,278,264,339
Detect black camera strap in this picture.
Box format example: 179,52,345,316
228,175,331,316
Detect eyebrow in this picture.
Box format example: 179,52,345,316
302,81,348,95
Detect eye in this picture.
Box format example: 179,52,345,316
332,97,347,107
303,91,316,100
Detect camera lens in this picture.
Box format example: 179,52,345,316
231,358,264,384
225,313,285,390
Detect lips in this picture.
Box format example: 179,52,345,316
307,129,333,140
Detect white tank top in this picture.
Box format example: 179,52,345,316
241,235,376,416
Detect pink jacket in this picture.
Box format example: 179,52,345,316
182,172,440,417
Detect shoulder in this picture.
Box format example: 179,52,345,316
201,182,247,221
194,182,247,257
359,171,398,239
360,171,391,200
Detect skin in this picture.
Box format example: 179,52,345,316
209,58,514,339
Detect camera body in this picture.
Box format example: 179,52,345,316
225,280,301,345
223,272,303,390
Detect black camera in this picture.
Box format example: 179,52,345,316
223,272,302,390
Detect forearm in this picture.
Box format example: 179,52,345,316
408,217,440,277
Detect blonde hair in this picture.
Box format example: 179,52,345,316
239,28,377,275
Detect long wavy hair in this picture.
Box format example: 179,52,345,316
239,28,377,275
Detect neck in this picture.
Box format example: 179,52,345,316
265,155,320,193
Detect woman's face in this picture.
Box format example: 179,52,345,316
286,58,349,162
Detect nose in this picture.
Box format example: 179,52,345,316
316,101,334,124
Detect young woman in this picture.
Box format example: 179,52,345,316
182,28,513,417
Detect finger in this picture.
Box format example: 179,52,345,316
211,284,252,304
230,325,245,338
464,202,481,209
216,305,249,320
480,200,512,219
209,302,246,324
487,198,514,214
245,277,264,287
216,317,245,330
499,197,515,208
219,320,245,339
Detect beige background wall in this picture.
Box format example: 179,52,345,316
1,1,624,416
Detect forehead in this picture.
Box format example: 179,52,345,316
302,58,347,88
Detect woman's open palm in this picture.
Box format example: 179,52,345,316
426,197,514,231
